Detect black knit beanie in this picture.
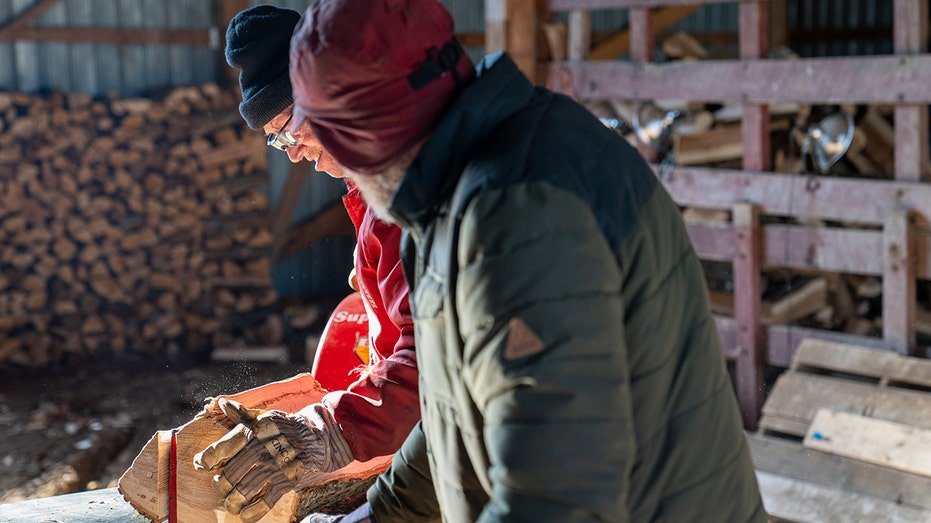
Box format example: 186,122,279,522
225,5,301,129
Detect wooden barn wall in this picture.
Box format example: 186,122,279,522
540,0,930,431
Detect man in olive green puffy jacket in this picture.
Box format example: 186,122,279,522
289,1,767,522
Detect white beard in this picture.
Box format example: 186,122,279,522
343,164,406,225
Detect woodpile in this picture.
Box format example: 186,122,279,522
585,32,895,177
0,84,291,368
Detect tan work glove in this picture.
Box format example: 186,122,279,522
193,398,355,523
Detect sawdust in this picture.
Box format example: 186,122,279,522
0,355,309,504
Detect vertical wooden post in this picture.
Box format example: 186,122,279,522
733,203,764,430
567,10,590,61
485,0,507,56
739,1,771,173
733,1,769,430
507,0,537,82
214,0,252,89
883,209,916,355
769,0,788,50
269,162,310,263
486,0,536,82
893,0,929,181
629,7,656,163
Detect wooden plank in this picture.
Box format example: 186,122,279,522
506,0,536,81
485,0,506,55
737,0,768,181
760,372,931,438
749,432,931,510
0,487,142,522
883,209,916,355
733,203,764,429
269,162,309,262
709,278,827,326
588,5,700,60
547,55,931,104
628,6,655,163
217,0,252,88
548,0,732,9
769,0,788,49
792,337,931,389
893,0,929,181
567,10,589,60
791,338,900,378
893,105,928,181
275,199,356,263
804,409,931,478
741,101,770,171
756,470,931,523
211,346,290,364
676,125,743,165
660,166,931,226
765,277,827,325
0,0,59,36
714,315,899,368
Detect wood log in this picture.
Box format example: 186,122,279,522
0,85,300,367
118,373,391,523
661,31,707,60
676,124,743,165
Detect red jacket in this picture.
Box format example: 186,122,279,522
322,183,420,461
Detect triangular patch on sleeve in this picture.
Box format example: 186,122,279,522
503,317,545,360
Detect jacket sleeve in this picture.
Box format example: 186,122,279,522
324,214,420,462
458,183,634,522
366,422,441,523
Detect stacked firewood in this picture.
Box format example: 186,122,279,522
0,85,293,368
584,32,896,177
583,31,929,343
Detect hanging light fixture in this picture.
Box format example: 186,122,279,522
794,111,856,174
632,102,685,157
598,116,629,135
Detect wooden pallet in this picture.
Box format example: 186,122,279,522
753,338,931,522
760,338,931,438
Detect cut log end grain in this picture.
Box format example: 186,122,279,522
118,374,391,523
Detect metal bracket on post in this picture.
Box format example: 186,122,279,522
733,202,764,429
882,208,916,355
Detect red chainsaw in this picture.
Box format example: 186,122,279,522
310,291,371,392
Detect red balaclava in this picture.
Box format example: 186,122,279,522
289,0,475,174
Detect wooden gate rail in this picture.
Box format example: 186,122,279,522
530,0,930,428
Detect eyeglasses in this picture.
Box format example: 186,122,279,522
267,113,298,151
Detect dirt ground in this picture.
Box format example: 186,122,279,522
0,350,313,505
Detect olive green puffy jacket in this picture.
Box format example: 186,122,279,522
368,53,766,523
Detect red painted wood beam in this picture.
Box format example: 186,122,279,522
547,55,931,103
714,317,899,368
548,0,732,10
628,6,656,162
893,0,929,181
733,203,764,429
657,166,931,226
882,210,917,355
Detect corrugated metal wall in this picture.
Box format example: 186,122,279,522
788,0,893,57
0,0,216,95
